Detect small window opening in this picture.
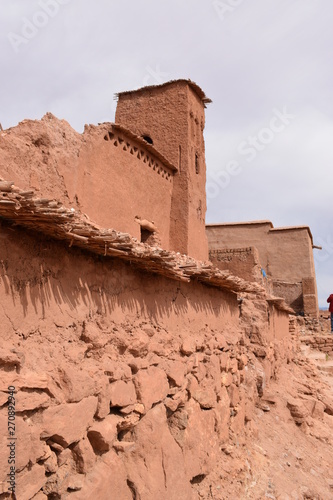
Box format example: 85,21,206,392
141,227,153,244
195,153,199,174
142,135,153,145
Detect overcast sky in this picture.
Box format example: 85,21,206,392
1,0,332,306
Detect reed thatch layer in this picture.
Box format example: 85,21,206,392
0,180,293,313
115,79,212,106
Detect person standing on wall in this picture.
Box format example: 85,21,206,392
327,294,333,333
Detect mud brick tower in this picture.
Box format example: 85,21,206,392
116,79,211,261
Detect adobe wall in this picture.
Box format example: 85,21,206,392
116,82,209,261
0,115,174,249
268,305,290,343
0,222,237,340
0,222,292,499
209,246,262,283
186,88,208,261
206,222,273,268
76,124,173,246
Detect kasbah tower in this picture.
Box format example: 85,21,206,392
115,79,211,261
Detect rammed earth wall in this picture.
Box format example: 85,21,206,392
0,115,175,250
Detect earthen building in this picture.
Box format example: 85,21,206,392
206,220,319,317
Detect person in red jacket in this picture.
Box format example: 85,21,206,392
327,294,333,332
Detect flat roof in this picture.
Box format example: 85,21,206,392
269,226,313,244
115,79,212,106
206,220,273,228
206,221,314,245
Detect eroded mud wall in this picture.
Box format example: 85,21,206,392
0,222,291,499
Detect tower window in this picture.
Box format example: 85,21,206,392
142,135,153,145
195,153,199,174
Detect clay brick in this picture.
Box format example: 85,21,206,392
181,338,196,356
219,352,230,372
228,357,238,374
16,391,50,412
68,450,132,500
102,359,132,381
161,360,186,387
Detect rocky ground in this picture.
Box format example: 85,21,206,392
194,317,333,500
1,299,333,499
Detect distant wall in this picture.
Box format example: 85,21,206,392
206,223,273,266
267,229,316,282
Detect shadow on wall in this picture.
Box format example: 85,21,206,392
0,222,238,329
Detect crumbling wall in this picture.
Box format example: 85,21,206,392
0,114,81,206
301,335,333,354
0,223,292,499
